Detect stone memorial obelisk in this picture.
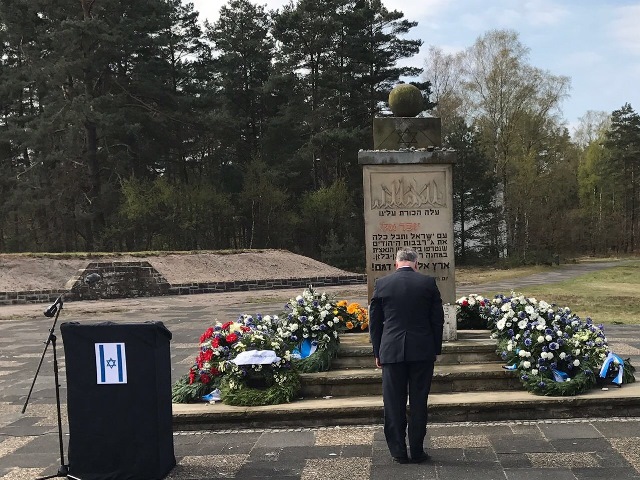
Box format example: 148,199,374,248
359,84,457,341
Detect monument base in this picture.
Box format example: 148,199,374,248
443,304,457,341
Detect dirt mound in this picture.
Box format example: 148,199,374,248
0,250,356,292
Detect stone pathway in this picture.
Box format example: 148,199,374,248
0,260,639,478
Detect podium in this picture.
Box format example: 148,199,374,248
60,321,175,480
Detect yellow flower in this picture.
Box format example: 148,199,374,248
337,300,348,307
347,303,359,314
346,321,354,330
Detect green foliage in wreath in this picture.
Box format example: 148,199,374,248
292,338,340,373
521,369,597,396
218,368,300,406
171,374,216,403
623,360,636,384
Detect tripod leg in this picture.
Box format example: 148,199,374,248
34,334,72,480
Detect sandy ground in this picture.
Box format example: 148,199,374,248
0,250,357,292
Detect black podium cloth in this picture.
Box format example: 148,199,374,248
60,321,175,480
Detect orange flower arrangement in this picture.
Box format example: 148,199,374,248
336,301,369,331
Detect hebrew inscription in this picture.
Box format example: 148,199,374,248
370,173,447,210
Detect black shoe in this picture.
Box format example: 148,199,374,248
411,451,432,463
391,455,410,464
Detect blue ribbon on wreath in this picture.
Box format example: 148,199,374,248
551,368,569,383
292,339,317,359
599,352,625,385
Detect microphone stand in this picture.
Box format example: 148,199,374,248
22,294,81,480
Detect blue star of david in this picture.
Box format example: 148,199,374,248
106,358,117,369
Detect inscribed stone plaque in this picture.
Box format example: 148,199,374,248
360,159,457,340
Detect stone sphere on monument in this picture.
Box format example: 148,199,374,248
388,83,424,117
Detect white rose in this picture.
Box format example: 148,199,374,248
507,344,513,352
518,320,528,329
525,306,535,315
545,335,552,341
518,350,528,357
547,352,554,359
573,359,580,366
523,361,531,369
327,321,333,327
531,369,539,375
541,352,548,359
537,336,545,343
559,352,566,360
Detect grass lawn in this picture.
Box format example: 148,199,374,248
476,260,640,325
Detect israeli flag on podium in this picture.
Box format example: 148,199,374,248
95,342,127,384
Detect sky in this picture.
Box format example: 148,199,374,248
187,0,640,134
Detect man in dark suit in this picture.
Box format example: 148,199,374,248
369,247,444,464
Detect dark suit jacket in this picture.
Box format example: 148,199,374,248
369,267,445,364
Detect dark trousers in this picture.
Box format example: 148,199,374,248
381,360,435,458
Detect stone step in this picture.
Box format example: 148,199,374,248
299,363,520,398
172,381,640,430
331,339,498,370
334,334,498,369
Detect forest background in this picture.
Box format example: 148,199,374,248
1,0,638,271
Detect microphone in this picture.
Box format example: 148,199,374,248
85,273,102,285
44,303,58,318
44,296,63,318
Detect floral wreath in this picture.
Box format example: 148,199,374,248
218,324,300,406
456,294,489,329
172,319,250,403
487,293,635,396
281,287,342,372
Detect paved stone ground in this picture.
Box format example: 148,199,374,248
1,261,639,478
